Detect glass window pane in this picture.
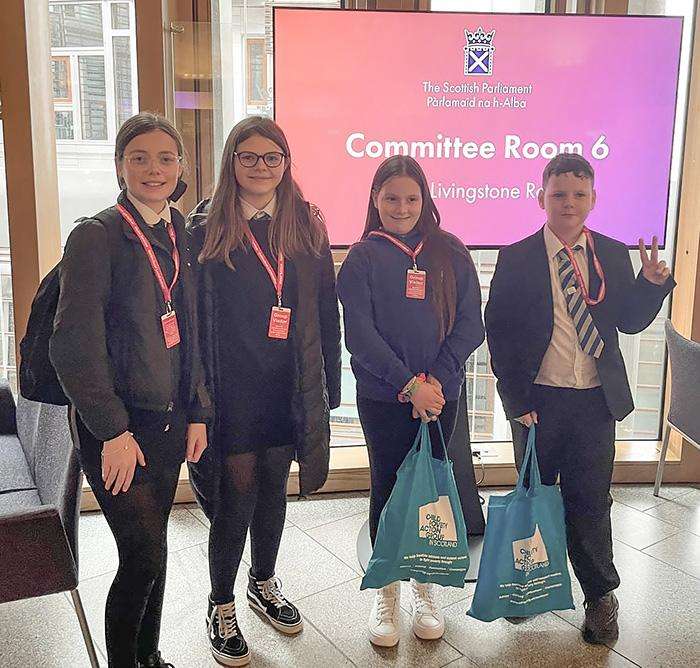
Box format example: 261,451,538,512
247,39,267,105
474,377,494,412
112,37,133,128
8,370,17,394
55,111,74,140
639,338,664,362
1,275,11,300
78,56,108,140
636,386,660,410
472,414,494,437
51,58,71,102
475,342,489,373
330,304,362,442
56,2,138,247
49,3,103,48
3,302,13,334
632,409,660,437
636,361,664,386
7,335,15,368
0,120,14,391
111,3,130,29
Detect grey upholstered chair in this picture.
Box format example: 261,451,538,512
654,320,700,496
0,383,99,667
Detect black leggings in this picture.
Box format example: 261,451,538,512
208,444,295,604
72,409,186,668
357,397,459,546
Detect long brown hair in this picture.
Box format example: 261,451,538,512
199,116,325,267
363,156,467,338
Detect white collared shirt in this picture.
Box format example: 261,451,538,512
534,224,601,389
240,193,277,221
126,192,172,227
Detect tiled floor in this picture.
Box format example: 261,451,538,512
1,484,699,667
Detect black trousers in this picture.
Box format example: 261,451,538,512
208,444,295,604
357,397,459,546
510,385,621,601
71,408,187,668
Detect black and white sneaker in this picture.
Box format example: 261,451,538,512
247,572,303,634
206,597,250,666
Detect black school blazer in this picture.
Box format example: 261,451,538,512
185,198,342,503
484,227,675,421
50,191,212,442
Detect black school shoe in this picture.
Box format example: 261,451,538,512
582,592,619,645
137,651,174,667
207,597,251,666
247,572,303,634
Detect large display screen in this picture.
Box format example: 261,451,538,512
274,9,682,247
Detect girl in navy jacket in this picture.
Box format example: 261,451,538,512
337,155,484,647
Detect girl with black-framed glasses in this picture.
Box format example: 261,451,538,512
186,116,341,666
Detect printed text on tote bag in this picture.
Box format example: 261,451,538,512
418,496,458,548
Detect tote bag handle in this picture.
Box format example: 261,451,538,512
515,425,542,492
416,419,449,461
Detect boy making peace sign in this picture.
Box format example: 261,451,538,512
485,153,675,644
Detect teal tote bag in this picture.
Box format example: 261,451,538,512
360,421,469,590
468,425,574,621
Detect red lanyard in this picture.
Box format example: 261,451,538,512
369,230,425,269
246,229,285,306
117,203,180,311
562,227,606,306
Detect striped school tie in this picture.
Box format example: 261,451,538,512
556,246,605,359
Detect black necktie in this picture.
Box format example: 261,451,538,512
152,219,171,246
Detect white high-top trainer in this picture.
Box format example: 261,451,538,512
368,582,400,647
410,579,445,640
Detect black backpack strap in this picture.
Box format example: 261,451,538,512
90,209,124,270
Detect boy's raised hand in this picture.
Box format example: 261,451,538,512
639,236,672,285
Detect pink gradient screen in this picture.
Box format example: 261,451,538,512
274,9,682,247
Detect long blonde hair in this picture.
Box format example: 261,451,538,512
199,116,324,267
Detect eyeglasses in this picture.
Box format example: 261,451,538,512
234,151,286,168
125,153,182,169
